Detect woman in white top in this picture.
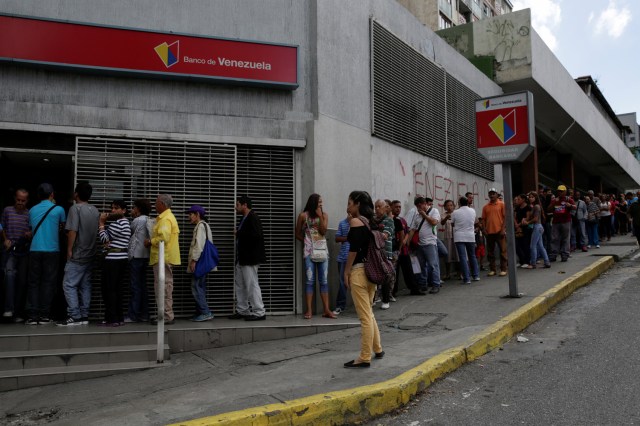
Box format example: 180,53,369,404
599,194,612,241
451,196,479,284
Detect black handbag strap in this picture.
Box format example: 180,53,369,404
32,204,59,239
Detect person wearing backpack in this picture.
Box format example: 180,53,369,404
186,205,214,322
343,190,383,368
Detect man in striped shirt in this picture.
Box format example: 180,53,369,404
57,182,100,326
2,189,31,321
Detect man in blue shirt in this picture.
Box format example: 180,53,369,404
26,183,66,325
332,215,350,315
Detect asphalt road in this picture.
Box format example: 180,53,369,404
369,256,640,426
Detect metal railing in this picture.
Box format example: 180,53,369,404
156,241,165,363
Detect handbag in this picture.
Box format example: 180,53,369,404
310,238,328,262
306,216,328,262
194,222,220,278
358,217,395,287
409,217,426,251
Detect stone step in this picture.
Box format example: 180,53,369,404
0,328,164,351
0,360,168,392
0,344,170,371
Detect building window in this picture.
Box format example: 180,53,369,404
483,3,491,17
439,13,452,29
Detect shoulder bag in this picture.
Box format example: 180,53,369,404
306,216,328,262
194,222,220,278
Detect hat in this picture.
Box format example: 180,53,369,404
488,188,498,194
557,185,567,191
187,205,206,217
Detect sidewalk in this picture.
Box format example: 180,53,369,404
1,238,637,426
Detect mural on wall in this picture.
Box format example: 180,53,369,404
485,19,529,62
473,9,532,65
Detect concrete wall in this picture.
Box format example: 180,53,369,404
306,0,503,227
0,0,313,145
619,113,639,148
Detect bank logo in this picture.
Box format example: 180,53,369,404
154,41,179,68
489,109,516,144
483,100,491,109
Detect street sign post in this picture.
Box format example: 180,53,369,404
476,91,535,298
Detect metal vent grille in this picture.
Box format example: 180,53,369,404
372,20,447,163
446,74,494,179
236,146,296,314
76,137,296,318
371,20,494,181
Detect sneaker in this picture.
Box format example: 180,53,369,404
463,281,471,285
587,245,591,249
25,318,39,325
56,317,83,326
520,264,529,269
582,246,588,252
472,277,480,282
380,303,390,310
38,317,52,324
373,296,381,304
488,271,496,276
499,271,507,277
596,245,600,248
14,317,24,324
191,313,214,322
3,311,13,318
81,317,89,325
389,296,397,302
332,307,343,316
124,317,137,323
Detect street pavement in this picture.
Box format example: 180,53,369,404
369,249,640,425
0,237,637,426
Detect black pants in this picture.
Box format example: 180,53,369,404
515,230,531,265
27,251,60,319
395,254,419,295
102,258,128,323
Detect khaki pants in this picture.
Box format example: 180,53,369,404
153,263,174,321
486,233,508,273
349,266,382,363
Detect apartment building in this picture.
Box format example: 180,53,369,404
397,0,514,30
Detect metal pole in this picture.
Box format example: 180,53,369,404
501,163,521,298
156,241,165,363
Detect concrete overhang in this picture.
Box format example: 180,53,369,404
438,9,640,189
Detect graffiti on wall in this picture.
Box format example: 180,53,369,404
412,161,500,211
485,18,529,62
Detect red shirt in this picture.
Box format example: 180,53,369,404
551,196,574,224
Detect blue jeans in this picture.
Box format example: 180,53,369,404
3,251,29,316
587,221,600,246
529,224,549,266
455,242,479,282
128,258,149,321
27,251,60,319
336,261,347,310
304,256,328,294
191,274,211,315
63,260,94,319
418,244,441,288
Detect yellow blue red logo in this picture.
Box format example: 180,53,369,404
483,100,491,109
154,41,179,68
489,109,516,144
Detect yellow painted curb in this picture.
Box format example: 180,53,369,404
171,256,615,426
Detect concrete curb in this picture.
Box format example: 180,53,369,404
171,256,615,426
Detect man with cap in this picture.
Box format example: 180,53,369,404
187,205,214,322
26,183,67,325
481,188,507,276
407,197,442,293
547,185,576,262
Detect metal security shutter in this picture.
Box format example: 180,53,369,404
76,137,237,319
446,74,494,180
236,146,296,314
371,19,494,181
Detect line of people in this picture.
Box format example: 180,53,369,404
1,182,269,326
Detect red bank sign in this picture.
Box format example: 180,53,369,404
475,92,535,163
0,14,298,89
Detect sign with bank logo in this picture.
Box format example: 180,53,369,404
475,92,535,163
0,14,298,89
